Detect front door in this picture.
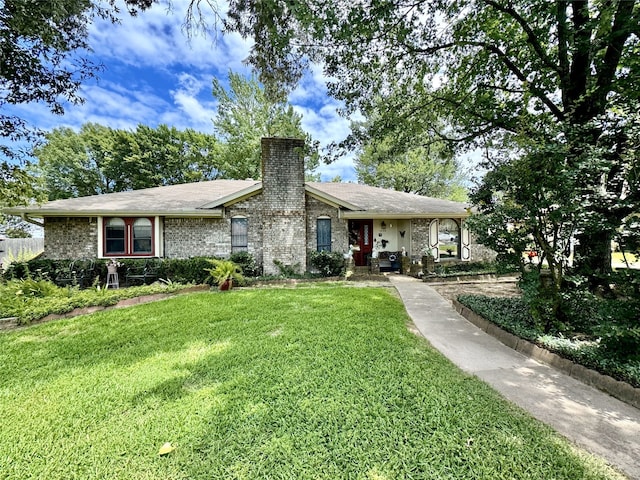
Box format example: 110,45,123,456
349,220,373,266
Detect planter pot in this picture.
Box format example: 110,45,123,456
107,265,118,274
219,279,233,291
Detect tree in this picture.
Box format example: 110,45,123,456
0,215,32,238
218,0,639,281
212,72,320,180
0,161,43,230
0,0,154,230
467,144,580,330
34,123,222,200
356,139,467,201
0,0,152,154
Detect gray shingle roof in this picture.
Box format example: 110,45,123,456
307,182,470,216
6,180,469,217
9,180,258,216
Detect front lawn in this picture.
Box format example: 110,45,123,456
0,286,623,479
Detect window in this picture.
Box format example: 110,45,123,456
133,218,152,253
438,218,460,259
317,217,331,252
231,217,248,252
104,217,154,256
105,218,125,254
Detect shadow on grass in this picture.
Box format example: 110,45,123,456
0,287,622,479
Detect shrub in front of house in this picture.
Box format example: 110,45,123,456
229,251,260,277
3,257,220,287
309,250,346,277
2,259,60,282
432,261,518,277
0,278,185,324
154,257,214,284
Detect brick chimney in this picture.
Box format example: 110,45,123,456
260,137,307,275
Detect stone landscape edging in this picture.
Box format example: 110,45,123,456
423,273,518,284
451,299,640,410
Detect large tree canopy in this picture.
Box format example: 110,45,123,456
33,71,320,201
34,123,221,200
0,0,154,226
213,71,320,180
219,0,639,278
0,0,152,152
355,133,467,201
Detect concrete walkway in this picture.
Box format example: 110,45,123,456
388,275,640,480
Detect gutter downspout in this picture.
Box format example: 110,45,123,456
21,214,44,228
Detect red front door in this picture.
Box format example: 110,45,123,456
349,220,373,266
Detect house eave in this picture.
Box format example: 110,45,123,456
305,185,363,211
339,211,471,219
4,208,224,218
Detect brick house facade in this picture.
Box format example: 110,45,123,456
8,137,492,274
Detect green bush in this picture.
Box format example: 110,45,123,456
155,257,214,284
3,257,221,287
308,250,345,277
432,261,517,277
457,294,640,388
229,251,260,277
2,259,59,281
457,294,539,340
0,278,185,324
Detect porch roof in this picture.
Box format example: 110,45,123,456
306,182,470,218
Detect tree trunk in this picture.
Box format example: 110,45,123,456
574,232,612,282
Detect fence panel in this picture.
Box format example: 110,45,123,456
0,238,44,268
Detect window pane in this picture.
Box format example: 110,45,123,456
105,218,125,254
231,218,248,252
317,218,331,252
133,218,152,253
438,218,460,259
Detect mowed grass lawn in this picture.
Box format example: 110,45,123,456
0,285,623,479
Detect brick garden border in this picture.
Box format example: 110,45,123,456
452,299,640,410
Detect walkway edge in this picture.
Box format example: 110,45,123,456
452,298,640,410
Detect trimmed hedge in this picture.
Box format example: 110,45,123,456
432,261,518,277
2,257,219,287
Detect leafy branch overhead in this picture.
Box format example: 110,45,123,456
217,0,639,272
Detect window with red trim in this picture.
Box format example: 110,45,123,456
104,217,154,256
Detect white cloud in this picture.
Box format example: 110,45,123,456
168,73,217,131
89,0,253,75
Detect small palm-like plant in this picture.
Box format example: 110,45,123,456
204,259,244,290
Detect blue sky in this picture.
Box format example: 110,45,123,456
6,0,357,181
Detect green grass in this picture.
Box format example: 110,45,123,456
0,285,623,479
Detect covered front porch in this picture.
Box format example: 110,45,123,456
346,217,471,273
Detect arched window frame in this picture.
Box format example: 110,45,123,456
438,218,461,260
103,217,155,257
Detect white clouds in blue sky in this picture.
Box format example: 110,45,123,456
5,0,356,181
